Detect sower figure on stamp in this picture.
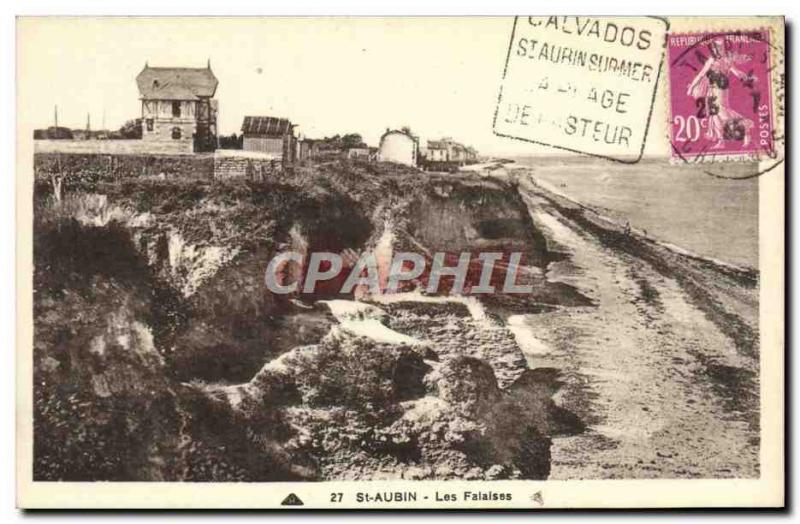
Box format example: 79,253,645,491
686,38,756,149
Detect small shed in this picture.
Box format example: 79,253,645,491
241,116,296,160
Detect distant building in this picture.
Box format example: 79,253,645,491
465,146,479,163
420,137,479,170
378,129,418,166
136,61,219,152
426,140,449,162
70,114,92,140
33,126,73,140
345,147,377,161
241,116,296,161
294,138,327,161
450,142,467,165
295,138,315,161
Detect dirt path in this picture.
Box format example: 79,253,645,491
514,189,759,479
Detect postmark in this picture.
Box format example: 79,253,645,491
667,29,782,172
493,16,669,163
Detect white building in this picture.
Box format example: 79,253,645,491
378,129,418,166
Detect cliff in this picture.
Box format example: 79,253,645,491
32,158,582,481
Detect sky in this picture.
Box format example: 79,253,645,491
18,17,557,156
19,17,784,160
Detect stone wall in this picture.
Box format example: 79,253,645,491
34,152,215,181
33,150,286,182
34,139,194,155
213,154,281,180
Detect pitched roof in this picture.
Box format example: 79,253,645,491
427,140,448,149
136,65,218,100
241,116,294,136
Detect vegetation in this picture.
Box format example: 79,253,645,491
313,133,367,150
218,133,243,149
118,118,143,139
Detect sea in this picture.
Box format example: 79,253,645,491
512,156,759,269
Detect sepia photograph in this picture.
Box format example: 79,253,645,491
14,15,785,509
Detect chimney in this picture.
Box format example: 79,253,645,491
207,58,211,69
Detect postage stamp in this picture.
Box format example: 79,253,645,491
667,29,776,163
493,16,669,163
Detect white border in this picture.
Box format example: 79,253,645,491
5,5,794,518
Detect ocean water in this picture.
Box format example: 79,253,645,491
513,157,759,269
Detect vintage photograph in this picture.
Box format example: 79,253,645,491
16,16,784,508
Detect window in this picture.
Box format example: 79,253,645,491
171,127,182,139
172,101,181,118
145,119,154,132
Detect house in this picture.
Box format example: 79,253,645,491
241,116,296,161
426,140,449,162
136,61,219,152
378,129,418,166
418,138,479,170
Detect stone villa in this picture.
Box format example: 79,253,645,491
136,61,219,152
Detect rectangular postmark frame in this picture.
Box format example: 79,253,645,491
493,16,669,163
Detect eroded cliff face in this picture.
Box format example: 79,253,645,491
33,160,585,481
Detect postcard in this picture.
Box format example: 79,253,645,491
16,16,785,509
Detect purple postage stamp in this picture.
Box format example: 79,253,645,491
667,29,775,162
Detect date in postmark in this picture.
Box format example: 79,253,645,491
667,29,777,164
493,16,669,163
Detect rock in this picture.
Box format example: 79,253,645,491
403,466,429,480
464,467,484,480
435,464,454,477
432,357,501,417
485,464,507,480
392,353,432,401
